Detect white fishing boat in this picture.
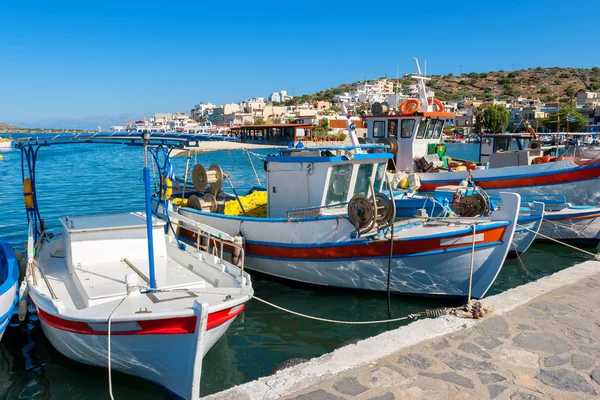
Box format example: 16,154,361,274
156,144,521,299
525,195,600,248
0,239,18,341
358,59,600,206
0,136,13,149
18,133,253,399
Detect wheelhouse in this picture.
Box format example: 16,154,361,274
363,111,455,170
264,146,393,218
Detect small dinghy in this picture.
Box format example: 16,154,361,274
0,238,18,341
18,132,253,399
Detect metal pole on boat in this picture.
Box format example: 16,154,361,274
143,132,157,290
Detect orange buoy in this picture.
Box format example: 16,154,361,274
399,99,419,114
428,98,444,112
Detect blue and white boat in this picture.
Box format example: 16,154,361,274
391,186,545,257
0,239,19,341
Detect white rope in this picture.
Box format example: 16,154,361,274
107,296,128,400
252,295,415,324
516,224,600,260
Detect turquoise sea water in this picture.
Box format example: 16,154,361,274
0,139,591,398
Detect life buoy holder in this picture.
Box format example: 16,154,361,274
23,178,34,209
159,175,173,200
428,98,444,112
399,99,419,115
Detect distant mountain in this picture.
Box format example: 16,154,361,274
13,114,147,131
0,122,23,131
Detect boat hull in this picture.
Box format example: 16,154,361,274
0,239,19,342
33,298,236,399
418,160,600,206
176,192,520,299
539,213,600,248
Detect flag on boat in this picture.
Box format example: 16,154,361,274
163,148,175,180
566,114,576,123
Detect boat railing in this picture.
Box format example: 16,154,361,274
31,260,57,300
166,213,246,277
286,202,351,220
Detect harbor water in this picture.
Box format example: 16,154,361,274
0,140,592,398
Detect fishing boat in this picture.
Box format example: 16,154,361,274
0,239,18,341
17,133,253,399
156,143,521,299
0,136,13,149
393,185,599,250
358,59,600,206
518,194,600,248
391,186,545,257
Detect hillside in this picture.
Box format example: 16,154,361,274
0,122,23,131
295,66,600,104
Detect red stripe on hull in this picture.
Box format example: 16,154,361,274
35,304,244,335
181,226,506,259
420,163,600,191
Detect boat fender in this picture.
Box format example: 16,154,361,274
159,175,173,200
399,99,419,115
18,280,28,322
232,234,245,267
23,178,34,209
399,176,409,189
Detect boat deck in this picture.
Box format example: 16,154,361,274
38,239,210,312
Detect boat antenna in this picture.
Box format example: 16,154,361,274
412,58,432,111
142,131,157,290
341,102,361,151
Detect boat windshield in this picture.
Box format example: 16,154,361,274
373,163,386,192
354,164,375,197
325,164,353,205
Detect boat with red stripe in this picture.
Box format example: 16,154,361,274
18,134,253,400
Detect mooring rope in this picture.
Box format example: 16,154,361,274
107,296,128,400
516,224,600,260
252,295,491,324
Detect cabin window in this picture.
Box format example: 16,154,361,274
401,119,416,138
494,137,511,152
425,119,436,139
387,120,398,137
373,163,387,192
373,121,385,138
354,163,374,197
432,120,443,139
416,119,428,139
325,164,353,205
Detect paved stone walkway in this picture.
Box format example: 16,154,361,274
283,273,600,400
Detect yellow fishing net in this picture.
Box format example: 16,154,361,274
224,190,267,217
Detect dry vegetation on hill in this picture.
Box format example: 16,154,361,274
299,66,600,104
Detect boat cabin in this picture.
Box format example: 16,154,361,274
362,111,455,170
264,146,393,218
479,133,564,168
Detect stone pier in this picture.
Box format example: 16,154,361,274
206,260,600,400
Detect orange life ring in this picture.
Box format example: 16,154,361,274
428,98,444,112
531,156,557,164
399,99,419,114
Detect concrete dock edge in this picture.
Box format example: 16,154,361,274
205,260,600,400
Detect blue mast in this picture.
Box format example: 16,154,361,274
143,132,157,290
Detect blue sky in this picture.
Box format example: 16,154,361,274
0,0,597,125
